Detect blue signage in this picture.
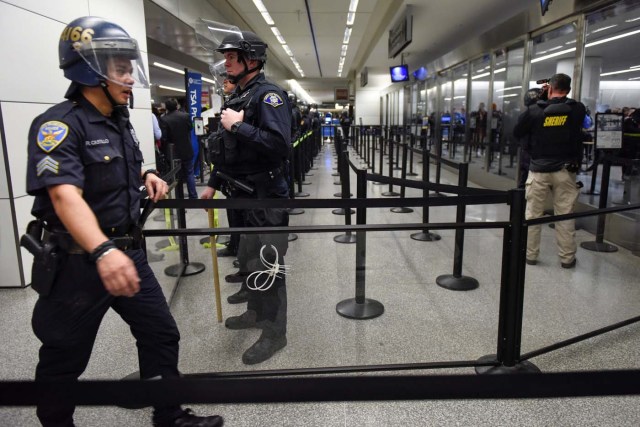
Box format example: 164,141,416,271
187,71,202,176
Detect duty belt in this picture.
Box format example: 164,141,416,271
47,227,141,255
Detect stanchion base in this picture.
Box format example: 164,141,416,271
152,212,165,222
391,207,414,213
288,233,298,242
336,298,384,319
288,208,305,215
580,241,618,252
436,274,479,291
410,231,441,242
332,172,340,177
117,371,148,409
334,234,357,244
406,172,419,176
332,208,355,215
334,192,353,198
381,191,400,197
302,181,312,185
582,191,600,196
475,354,541,374
373,182,385,185
164,262,206,277
295,191,310,197
155,239,171,249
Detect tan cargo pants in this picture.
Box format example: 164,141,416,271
525,169,579,264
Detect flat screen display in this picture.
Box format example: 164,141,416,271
390,65,409,83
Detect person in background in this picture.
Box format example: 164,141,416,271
513,73,586,269
160,98,198,199
25,16,222,427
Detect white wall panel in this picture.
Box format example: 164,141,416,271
14,195,35,286
0,199,24,288
88,0,147,52
2,102,52,198
1,0,88,25
0,3,69,103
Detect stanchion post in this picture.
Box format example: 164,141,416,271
411,146,441,242
382,132,400,197
476,188,540,374
165,160,205,277
436,163,478,290
336,168,384,319
390,143,413,213
580,157,618,252
334,152,357,243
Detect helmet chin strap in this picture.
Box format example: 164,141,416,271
99,80,130,117
227,56,261,85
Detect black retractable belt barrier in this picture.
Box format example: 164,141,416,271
295,134,310,198
436,163,479,291
477,188,540,374
390,143,414,214
581,156,618,252
336,168,384,319
333,149,354,215
287,143,304,215
373,135,385,185
407,134,418,176
394,132,402,170
411,145,441,242
334,152,357,244
381,133,400,197
165,159,206,278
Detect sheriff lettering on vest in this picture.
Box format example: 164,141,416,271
513,73,586,269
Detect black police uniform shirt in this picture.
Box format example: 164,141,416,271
27,96,144,228
207,73,291,190
513,96,586,172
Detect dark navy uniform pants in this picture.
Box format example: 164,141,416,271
32,249,182,426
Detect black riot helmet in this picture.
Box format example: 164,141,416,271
524,88,543,107
288,93,298,106
215,31,267,84
216,31,268,62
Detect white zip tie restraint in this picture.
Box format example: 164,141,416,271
247,245,291,291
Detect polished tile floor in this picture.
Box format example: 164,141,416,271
1,139,640,426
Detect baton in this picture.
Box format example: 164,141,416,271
208,209,223,323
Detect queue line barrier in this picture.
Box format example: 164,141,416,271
4,194,640,407
9,135,640,407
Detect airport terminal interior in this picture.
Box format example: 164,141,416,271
1,0,640,425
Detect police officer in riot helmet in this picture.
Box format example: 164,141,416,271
200,30,292,365
514,73,586,269
25,16,223,426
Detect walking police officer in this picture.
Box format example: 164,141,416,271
26,16,222,426
199,29,291,364
513,73,586,268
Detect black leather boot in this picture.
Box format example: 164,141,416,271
227,288,249,304
225,310,258,330
242,332,287,365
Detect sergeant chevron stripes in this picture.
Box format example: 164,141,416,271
36,156,60,176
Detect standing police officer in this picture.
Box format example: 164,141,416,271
199,29,291,365
26,16,222,426
513,73,586,268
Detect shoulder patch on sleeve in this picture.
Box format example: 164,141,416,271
263,92,284,107
37,121,69,153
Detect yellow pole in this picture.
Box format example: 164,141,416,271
207,209,223,323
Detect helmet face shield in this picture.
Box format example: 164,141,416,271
75,37,149,88
195,19,242,52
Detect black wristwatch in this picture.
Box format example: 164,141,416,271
142,169,160,181
230,121,243,134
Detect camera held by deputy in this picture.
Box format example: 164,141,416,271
513,73,587,269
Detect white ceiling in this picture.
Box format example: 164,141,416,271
145,0,536,103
